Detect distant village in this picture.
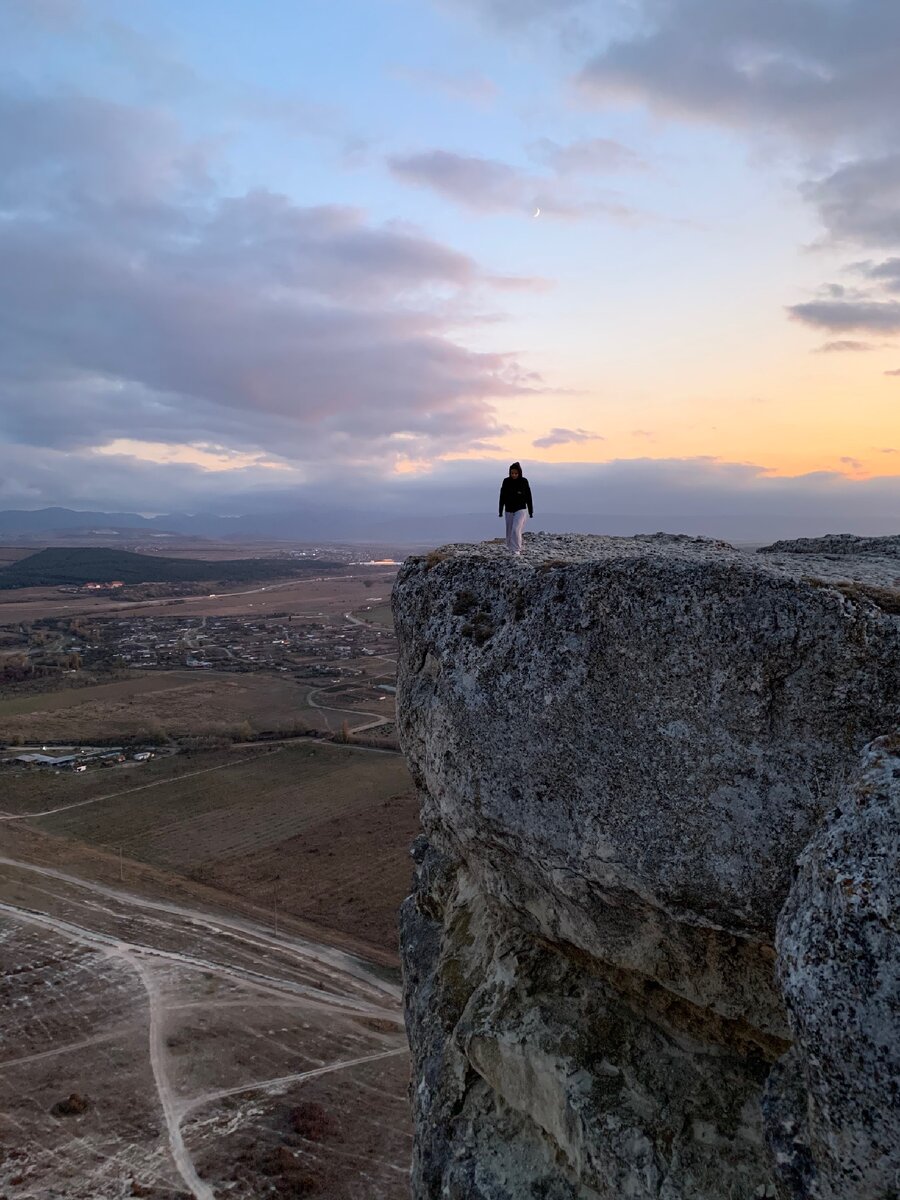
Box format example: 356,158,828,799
57,580,125,592
1,603,396,684
87,609,394,674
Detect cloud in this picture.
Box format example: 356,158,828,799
803,155,900,247
577,1,900,147
486,273,554,292
839,456,863,470
0,89,550,477
885,368,900,376
788,299,900,334
532,427,604,448
797,256,900,341
814,339,882,353
853,256,900,292
0,91,213,210
444,0,589,29
388,149,528,212
571,0,900,334
387,148,641,220
3,452,899,543
527,136,644,174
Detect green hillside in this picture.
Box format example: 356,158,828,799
0,547,343,589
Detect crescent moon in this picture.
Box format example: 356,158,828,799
533,207,541,218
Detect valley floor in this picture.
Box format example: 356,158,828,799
0,839,411,1199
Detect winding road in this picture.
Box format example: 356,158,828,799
300,607,399,736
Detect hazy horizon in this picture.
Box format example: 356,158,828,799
1,490,897,547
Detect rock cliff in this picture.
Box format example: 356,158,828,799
393,533,899,1199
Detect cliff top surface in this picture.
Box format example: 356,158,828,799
413,531,900,595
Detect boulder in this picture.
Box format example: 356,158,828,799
764,732,900,1199
394,533,899,1199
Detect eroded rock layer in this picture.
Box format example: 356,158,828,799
394,533,899,1200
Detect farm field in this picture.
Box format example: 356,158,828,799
361,602,394,628
0,669,203,716
0,570,398,622
0,546,33,566
207,788,419,953
0,564,416,1196
3,742,416,954
0,670,317,741
310,679,395,712
0,744,221,816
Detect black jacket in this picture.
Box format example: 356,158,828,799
499,476,533,517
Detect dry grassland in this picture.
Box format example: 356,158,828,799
0,571,398,622
0,670,315,741
0,746,235,815
362,603,394,628
0,547,34,566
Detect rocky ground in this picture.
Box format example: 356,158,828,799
434,529,900,588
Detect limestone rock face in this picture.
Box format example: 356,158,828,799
393,533,899,1200
759,532,900,560
764,732,900,1200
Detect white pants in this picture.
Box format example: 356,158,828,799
505,509,527,553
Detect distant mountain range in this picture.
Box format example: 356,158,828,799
0,505,444,543
0,505,892,546
0,507,314,540
0,547,344,589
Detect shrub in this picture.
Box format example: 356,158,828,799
51,1093,90,1117
290,1101,342,1142
452,590,477,616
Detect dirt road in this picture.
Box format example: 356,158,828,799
0,754,269,822
0,853,409,1199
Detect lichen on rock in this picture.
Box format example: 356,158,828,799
394,533,899,1199
764,731,900,1200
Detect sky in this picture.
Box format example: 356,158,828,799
0,0,898,536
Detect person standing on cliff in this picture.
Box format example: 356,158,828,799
498,461,533,555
